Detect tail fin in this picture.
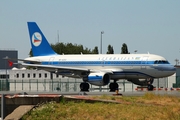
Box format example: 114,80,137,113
27,22,57,56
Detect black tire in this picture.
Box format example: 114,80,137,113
114,83,119,89
147,84,154,91
84,83,90,91
109,83,114,90
80,83,85,90
109,83,119,92
80,83,89,91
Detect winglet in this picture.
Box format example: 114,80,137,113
27,22,57,56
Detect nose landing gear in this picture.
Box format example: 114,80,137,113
147,78,154,91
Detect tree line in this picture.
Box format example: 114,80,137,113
29,42,129,57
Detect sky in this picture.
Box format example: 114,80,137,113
0,0,180,64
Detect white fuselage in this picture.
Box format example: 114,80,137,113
25,53,175,80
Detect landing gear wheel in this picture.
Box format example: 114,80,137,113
109,82,119,92
80,83,89,92
147,84,154,91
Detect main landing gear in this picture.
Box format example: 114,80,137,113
80,82,90,91
109,81,119,92
147,84,154,91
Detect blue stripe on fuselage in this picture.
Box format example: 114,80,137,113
41,60,169,66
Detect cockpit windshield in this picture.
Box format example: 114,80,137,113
154,60,169,64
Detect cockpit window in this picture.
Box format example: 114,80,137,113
154,60,158,64
154,60,169,64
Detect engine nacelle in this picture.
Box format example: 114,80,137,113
83,72,110,86
128,79,154,86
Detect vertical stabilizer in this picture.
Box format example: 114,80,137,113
27,22,57,56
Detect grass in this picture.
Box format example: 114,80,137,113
22,93,180,120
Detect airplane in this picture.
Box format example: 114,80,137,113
21,22,175,91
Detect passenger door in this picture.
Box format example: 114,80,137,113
141,56,148,69
49,57,55,65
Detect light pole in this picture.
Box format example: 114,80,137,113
175,59,179,65
100,31,104,92
100,31,104,54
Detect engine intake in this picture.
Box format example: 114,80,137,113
83,72,110,86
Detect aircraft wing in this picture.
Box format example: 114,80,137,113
21,63,90,72
21,63,114,78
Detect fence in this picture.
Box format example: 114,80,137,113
0,76,177,92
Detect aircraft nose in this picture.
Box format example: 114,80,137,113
163,65,176,71
169,66,176,71
162,65,176,76
155,65,176,72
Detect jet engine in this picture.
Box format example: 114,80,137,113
83,72,110,86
